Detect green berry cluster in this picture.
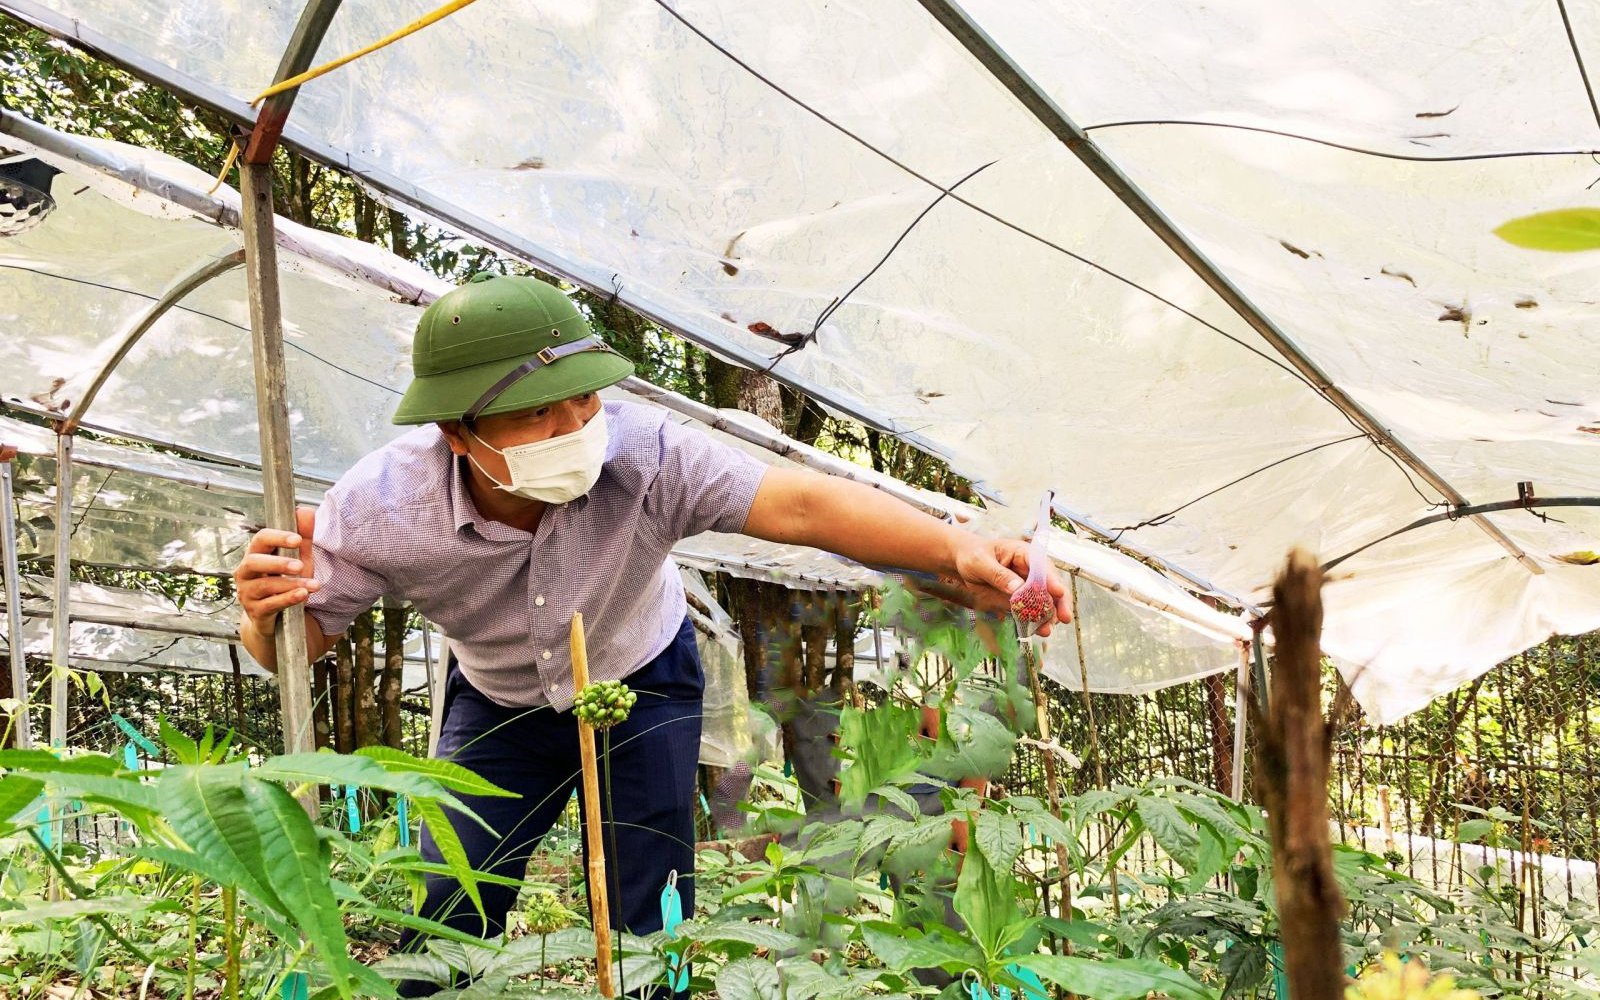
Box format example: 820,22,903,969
573,679,636,730
523,887,577,935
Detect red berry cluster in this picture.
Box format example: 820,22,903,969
1011,584,1054,625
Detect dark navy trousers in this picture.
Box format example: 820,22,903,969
396,617,703,996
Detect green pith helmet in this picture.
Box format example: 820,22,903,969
391,272,634,425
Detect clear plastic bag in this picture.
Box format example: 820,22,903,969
1010,490,1057,639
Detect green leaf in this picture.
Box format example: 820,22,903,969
410,796,486,927
1457,819,1494,844
157,765,284,914
0,749,121,776
683,919,804,952
1188,826,1228,891
717,956,783,1000
838,703,923,808
0,896,154,925
1015,954,1218,1000
42,772,160,820
860,921,983,975
954,832,1020,962
371,953,454,988
1071,788,1126,828
1136,796,1199,868
353,745,518,798
883,813,952,876
254,752,478,819
1218,941,1270,998
159,716,199,765
1494,208,1600,252
922,706,1016,783
242,777,352,998
0,774,45,824
974,811,1026,872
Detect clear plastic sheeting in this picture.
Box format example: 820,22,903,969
1035,577,1238,696
11,0,1593,721
680,567,766,767
0,575,438,684
0,122,432,481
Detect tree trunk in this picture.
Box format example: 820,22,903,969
387,208,411,260
353,611,378,748
312,657,332,751
1203,671,1233,795
1253,549,1345,999
333,637,355,755
733,580,767,701
832,597,858,699
381,604,407,750
801,597,828,694
736,369,784,430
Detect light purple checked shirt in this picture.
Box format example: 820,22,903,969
305,401,768,711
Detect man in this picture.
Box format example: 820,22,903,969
233,272,1069,993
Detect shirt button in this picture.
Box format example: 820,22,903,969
542,650,552,661
535,595,546,607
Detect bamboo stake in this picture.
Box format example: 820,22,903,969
571,613,616,998
1069,575,1118,917
1025,646,1074,956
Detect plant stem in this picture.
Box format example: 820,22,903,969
603,728,626,997
185,876,200,1000
24,827,152,964
224,885,240,1000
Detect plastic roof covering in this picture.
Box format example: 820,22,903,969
0,409,886,590
11,0,1596,722
0,575,439,686
0,117,1245,695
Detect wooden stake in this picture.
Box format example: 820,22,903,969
571,613,616,998
240,161,317,816
1253,548,1345,999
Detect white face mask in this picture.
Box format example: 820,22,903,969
466,408,609,504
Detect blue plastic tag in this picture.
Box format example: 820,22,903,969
1005,965,1048,1000
397,795,410,847
660,872,689,992
123,741,139,772
699,792,711,817
35,802,51,848
278,971,309,1000
110,714,160,757
345,785,361,834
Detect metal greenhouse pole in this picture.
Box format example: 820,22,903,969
47,433,69,749
240,0,344,801
0,445,33,749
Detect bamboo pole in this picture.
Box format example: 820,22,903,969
1231,641,1250,801
571,613,616,998
48,431,71,751
1025,646,1073,946
241,160,317,813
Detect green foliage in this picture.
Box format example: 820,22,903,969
0,734,515,997
1494,208,1600,252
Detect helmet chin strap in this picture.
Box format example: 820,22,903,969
461,336,616,424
